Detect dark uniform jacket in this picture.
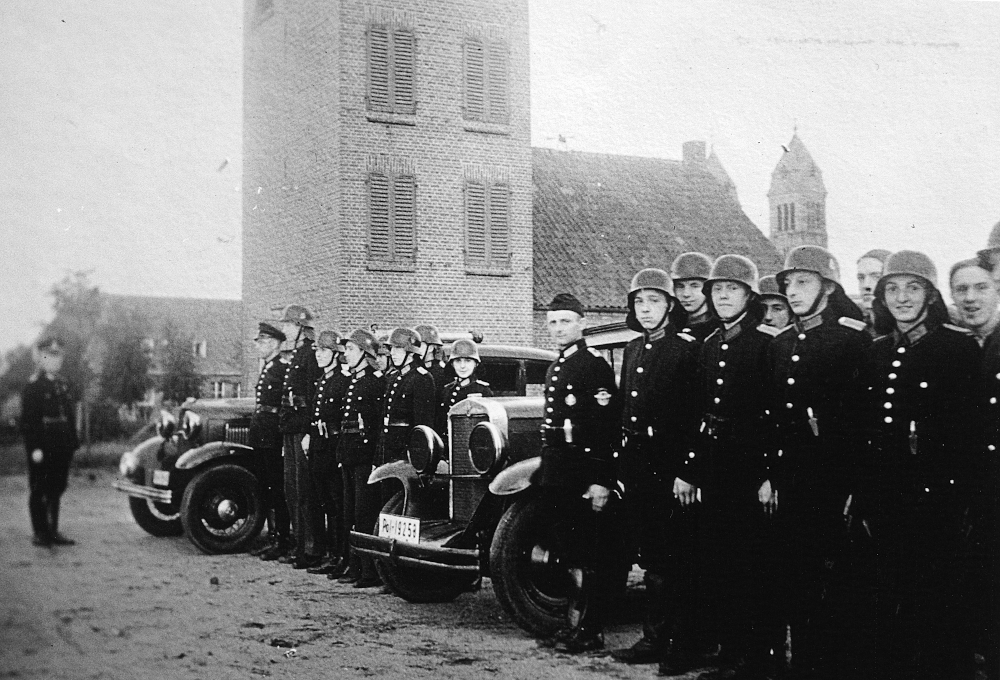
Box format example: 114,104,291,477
279,339,322,434
309,365,352,449
336,367,385,467
21,372,78,453
684,308,718,344
619,325,700,487
378,361,435,465
859,320,982,523
766,305,870,500
437,375,493,436
249,354,285,449
536,339,620,492
693,314,773,494
426,359,452,404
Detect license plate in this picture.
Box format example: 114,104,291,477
152,470,170,486
378,513,420,544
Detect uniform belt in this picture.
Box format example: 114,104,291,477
702,413,730,438
385,420,412,428
312,421,341,436
540,421,575,446
255,405,280,414
623,426,655,439
42,416,68,424
341,427,362,435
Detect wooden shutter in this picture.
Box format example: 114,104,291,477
392,29,415,114
466,181,487,264
392,175,416,260
487,182,510,266
369,172,391,259
464,38,485,121
486,40,508,123
368,26,390,112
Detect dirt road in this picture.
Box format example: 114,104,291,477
0,468,695,680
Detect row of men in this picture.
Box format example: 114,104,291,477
535,243,999,680
246,313,489,588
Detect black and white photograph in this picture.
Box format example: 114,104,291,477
1,1,998,678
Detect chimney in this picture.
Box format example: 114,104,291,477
682,141,706,166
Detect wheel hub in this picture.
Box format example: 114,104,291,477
217,499,239,521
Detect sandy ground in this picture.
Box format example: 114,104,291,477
0,468,709,680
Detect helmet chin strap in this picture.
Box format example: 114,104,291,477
349,354,366,371
717,303,747,324
641,299,672,333
799,287,829,320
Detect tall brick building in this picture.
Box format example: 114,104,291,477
242,0,532,385
768,131,828,258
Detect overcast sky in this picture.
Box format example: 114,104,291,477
2,0,998,353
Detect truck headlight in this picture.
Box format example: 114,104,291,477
180,411,202,440
119,449,139,476
156,410,177,439
469,422,505,475
408,425,444,475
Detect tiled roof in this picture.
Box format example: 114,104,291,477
532,147,783,311
102,294,243,377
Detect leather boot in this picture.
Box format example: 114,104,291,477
612,571,667,664
48,500,75,545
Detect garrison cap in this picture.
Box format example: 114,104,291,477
707,255,760,293
670,252,713,281
255,321,286,342
548,293,585,317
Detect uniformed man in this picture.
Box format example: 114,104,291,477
758,274,794,331
375,332,392,375
277,304,323,568
854,251,983,680
415,324,451,404
671,251,717,342
607,270,702,674
303,330,351,576
20,336,79,547
977,219,1000,284
248,322,290,561
377,328,435,480
764,245,870,678
437,338,493,435
693,255,775,680
335,329,385,588
536,293,620,653
856,249,890,335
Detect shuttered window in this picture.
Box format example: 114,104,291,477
465,180,510,270
368,172,417,263
367,25,415,114
463,37,508,124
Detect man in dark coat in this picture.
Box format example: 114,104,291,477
608,269,701,674
436,338,492,435
336,329,385,588
377,328,435,474
535,293,620,653
671,251,717,342
20,336,79,547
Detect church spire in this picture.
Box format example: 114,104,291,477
768,131,827,258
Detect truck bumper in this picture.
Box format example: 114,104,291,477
349,530,481,574
112,479,173,504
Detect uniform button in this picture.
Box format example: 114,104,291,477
886,388,894,395
949,479,955,485
545,418,552,424
645,344,652,350
992,397,998,405
721,344,729,351
554,367,561,373
897,347,906,354
636,367,644,373
547,397,553,402
549,386,555,392
924,487,930,493
920,382,928,389
552,376,559,382
786,403,793,409
791,355,800,362
630,416,637,422
787,378,795,385
989,445,996,452
797,333,806,340
717,378,724,385
718,361,726,368
884,402,892,409
713,397,721,404
558,357,565,363
885,416,893,424
688,452,695,459
888,373,897,380
892,360,901,368
996,373,1000,380
631,391,638,397
547,407,553,413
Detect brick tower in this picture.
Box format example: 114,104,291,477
768,131,828,259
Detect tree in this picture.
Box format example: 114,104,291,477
159,318,201,403
44,270,103,400
97,306,151,406
0,345,35,403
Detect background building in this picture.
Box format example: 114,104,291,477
768,131,828,258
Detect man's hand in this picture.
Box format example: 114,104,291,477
673,477,697,507
30,449,43,464
301,434,310,455
582,484,610,513
758,479,777,515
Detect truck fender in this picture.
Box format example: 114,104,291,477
489,456,541,496
175,440,253,470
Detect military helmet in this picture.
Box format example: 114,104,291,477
347,329,380,358
316,330,343,351
777,245,840,292
858,249,891,265
448,338,481,363
670,252,713,281
376,333,391,356
414,324,442,346
278,304,315,328
880,250,938,289
977,219,1000,267
36,336,64,355
629,268,673,297
388,327,422,353
757,275,786,300
706,255,760,293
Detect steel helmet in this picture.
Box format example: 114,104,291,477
388,327,422,354
757,275,786,300
626,268,677,332
706,255,760,293
670,252,713,281
376,333,391,356
347,329,380,358
448,338,481,363
278,304,315,328
879,250,938,289
858,249,891,265
414,324,442,346
777,245,841,293
316,330,343,351
977,219,1000,266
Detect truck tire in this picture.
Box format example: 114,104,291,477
180,464,265,555
374,492,478,603
128,496,183,537
489,496,568,637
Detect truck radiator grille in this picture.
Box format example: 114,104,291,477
449,413,488,522
225,424,250,447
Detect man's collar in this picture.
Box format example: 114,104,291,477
721,313,749,341
894,320,930,347
974,306,1000,345
688,307,710,325
645,326,667,342
560,338,586,358
796,313,824,332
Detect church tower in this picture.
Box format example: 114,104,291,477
768,131,827,258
